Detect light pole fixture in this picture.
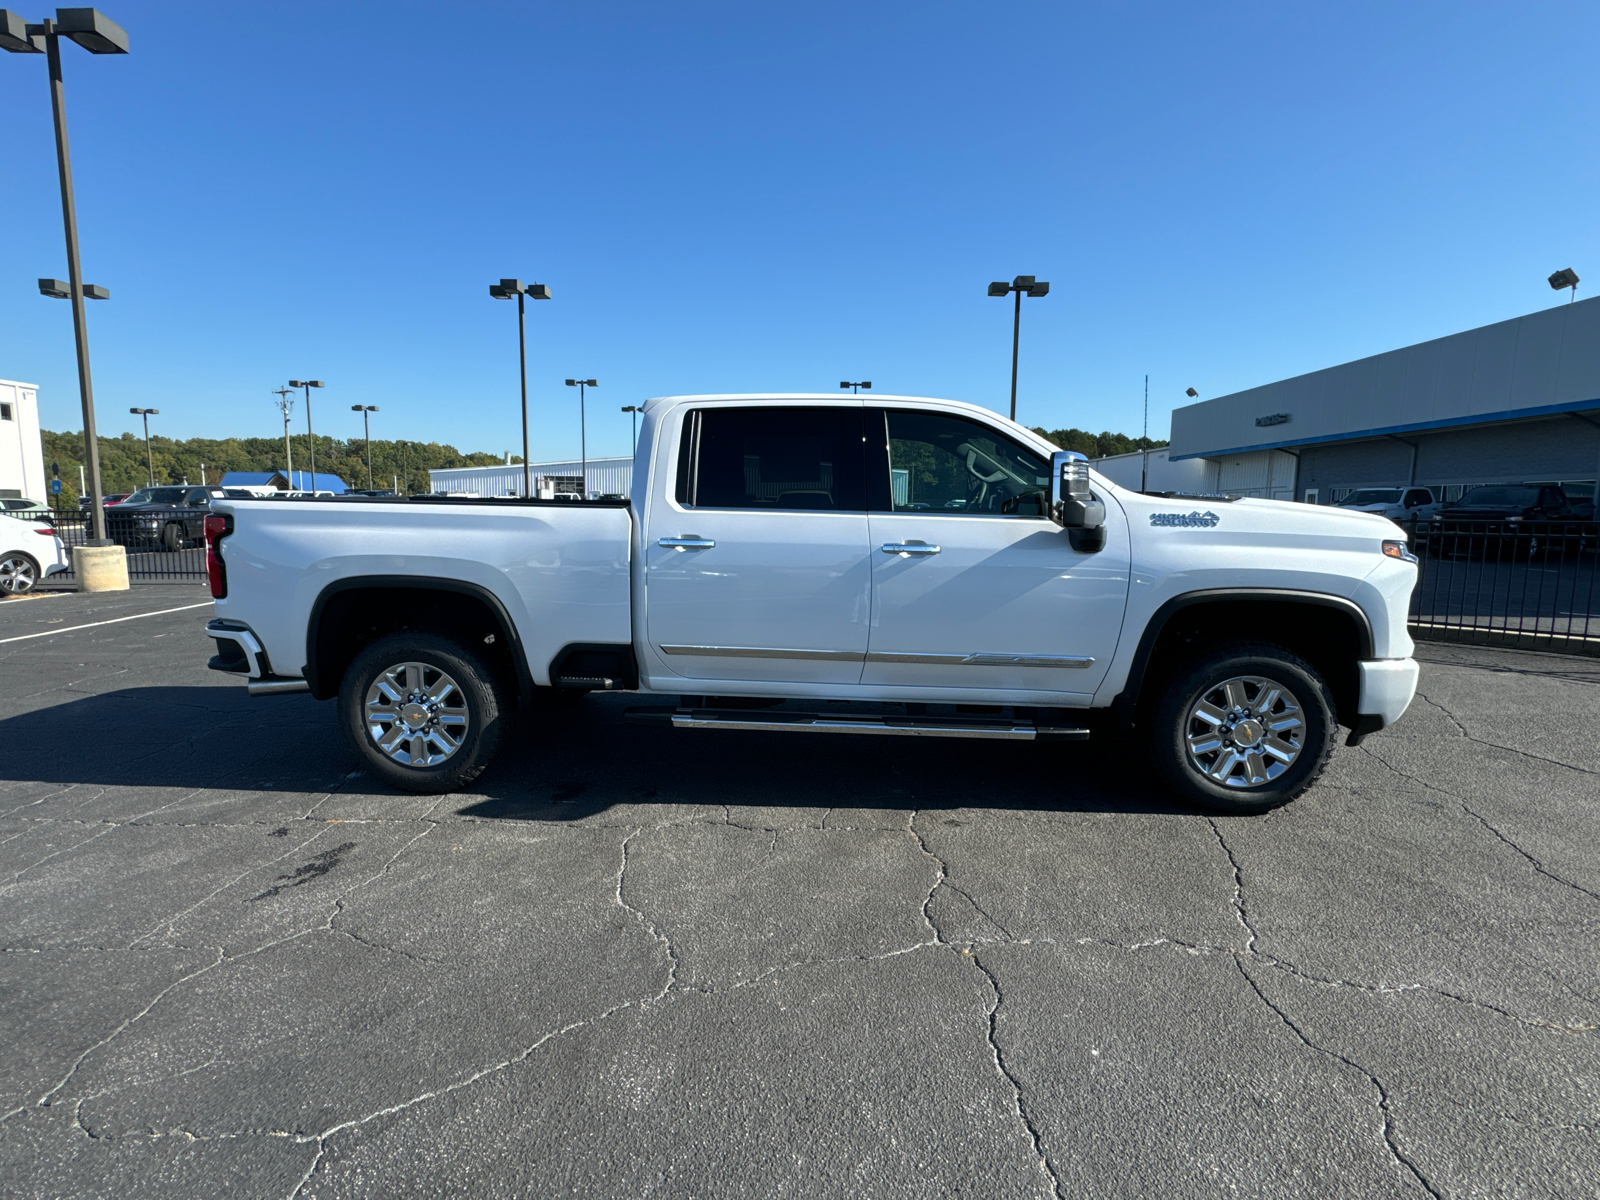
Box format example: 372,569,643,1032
5,8,129,546
272,386,294,479
490,278,552,498
620,405,642,453
129,406,158,486
986,275,1049,422
839,381,872,394
1185,387,1199,398
565,379,597,498
351,404,379,489
1549,267,1580,304
287,380,323,490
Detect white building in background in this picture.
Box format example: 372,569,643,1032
1088,446,1214,494
0,380,46,503
428,456,633,499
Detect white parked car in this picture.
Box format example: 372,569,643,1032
0,516,70,595
203,393,1421,815
1337,487,1440,525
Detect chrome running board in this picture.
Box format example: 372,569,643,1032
626,707,1090,742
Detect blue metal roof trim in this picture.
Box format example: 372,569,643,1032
1169,396,1600,461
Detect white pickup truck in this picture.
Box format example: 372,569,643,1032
203,394,1420,814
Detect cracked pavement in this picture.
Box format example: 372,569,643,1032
1,589,1596,1198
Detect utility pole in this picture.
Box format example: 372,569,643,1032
272,386,294,480
1141,374,1149,493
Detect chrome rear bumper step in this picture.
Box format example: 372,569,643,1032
625,707,1089,741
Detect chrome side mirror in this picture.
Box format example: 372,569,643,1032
1049,451,1105,529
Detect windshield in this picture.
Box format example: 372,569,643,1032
122,487,188,505
1457,486,1540,507
1341,489,1402,506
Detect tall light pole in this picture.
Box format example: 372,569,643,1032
621,405,642,454
490,278,552,498
288,380,323,490
565,379,597,498
986,275,1050,422
351,404,378,489
272,386,294,480
129,407,158,485
839,381,872,394
5,9,130,544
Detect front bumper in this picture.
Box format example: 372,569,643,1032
1347,657,1420,745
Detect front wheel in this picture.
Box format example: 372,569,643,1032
338,632,509,794
1149,641,1337,815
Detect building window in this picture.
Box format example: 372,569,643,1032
0,402,12,421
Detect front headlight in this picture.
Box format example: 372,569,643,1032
1381,539,1418,564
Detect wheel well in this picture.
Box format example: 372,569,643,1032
1126,598,1366,729
306,583,528,702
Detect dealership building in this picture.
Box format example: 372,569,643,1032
1161,298,1600,505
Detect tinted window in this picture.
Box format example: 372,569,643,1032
680,406,863,511
1459,486,1539,506
880,410,1049,516
1403,489,1432,507
1342,489,1403,506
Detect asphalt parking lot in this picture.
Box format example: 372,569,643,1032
1,589,1596,1199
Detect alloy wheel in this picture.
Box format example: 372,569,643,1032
364,661,470,767
1184,675,1305,789
0,553,38,596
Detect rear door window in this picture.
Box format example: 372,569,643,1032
676,406,865,511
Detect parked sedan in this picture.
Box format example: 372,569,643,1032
107,486,227,550
0,517,70,595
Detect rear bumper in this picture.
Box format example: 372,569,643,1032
1348,658,1420,744
206,619,268,678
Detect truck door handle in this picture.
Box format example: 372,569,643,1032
659,537,716,550
881,542,941,556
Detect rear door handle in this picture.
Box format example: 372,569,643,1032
659,537,716,550
881,542,941,556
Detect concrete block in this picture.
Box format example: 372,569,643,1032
72,544,130,592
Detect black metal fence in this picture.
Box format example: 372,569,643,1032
1409,520,1599,654
32,507,208,583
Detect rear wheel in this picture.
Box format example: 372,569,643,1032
1149,641,1337,815
338,632,509,793
161,522,183,552
0,552,40,596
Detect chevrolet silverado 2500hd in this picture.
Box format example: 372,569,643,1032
203,394,1420,814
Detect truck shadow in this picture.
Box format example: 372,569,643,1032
0,687,1192,819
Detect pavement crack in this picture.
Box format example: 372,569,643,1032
1414,690,1600,778
1233,958,1443,1198
1206,818,1258,953
969,950,1066,1200
616,828,678,1001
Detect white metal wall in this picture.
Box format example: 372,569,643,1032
429,457,634,498
1089,448,1214,494
0,380,45,502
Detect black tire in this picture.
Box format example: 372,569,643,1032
0,551,41,596
1148,640,1337,815
161,522,183,552
338,632,509,794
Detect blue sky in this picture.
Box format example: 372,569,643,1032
3,1,1596,462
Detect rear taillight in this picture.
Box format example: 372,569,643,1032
205,514,232,598
32,527,53,536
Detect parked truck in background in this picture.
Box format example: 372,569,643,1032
202,394,1421,814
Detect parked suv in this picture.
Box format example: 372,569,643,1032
108,486,226,550
1429,483,1578,557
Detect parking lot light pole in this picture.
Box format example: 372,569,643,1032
129,407,158,485
987,275,1049,422
351,404,378,488
564,380,597,497
621,405,642,453
490,279,552,498
839,381,872,394
4,10,129,545
288,380,323,490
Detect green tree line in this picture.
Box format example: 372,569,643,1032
37,430,517,505
1030,427,1169,458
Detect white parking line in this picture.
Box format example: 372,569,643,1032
0,600,214,645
